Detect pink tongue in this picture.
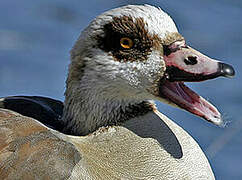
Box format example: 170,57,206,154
161,82,223,126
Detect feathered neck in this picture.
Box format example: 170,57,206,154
61,57,155,136
61,86,155,135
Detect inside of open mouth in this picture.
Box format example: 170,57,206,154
159,81,223,126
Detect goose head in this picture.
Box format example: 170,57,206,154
63,5,235,135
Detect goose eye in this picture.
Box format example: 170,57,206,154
120,37,133,49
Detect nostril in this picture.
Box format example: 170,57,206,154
184,56,198,65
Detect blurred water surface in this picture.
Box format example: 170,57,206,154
0,0,241,179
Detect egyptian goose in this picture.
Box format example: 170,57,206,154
0,5,234,179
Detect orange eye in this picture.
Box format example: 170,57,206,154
120,37,133,49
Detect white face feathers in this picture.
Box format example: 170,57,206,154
70,5,179,100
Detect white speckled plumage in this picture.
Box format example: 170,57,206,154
97,5,178,37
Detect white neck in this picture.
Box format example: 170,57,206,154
62,74,155,135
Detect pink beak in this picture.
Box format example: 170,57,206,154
159,40,235,126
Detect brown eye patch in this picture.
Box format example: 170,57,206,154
97,16,157,62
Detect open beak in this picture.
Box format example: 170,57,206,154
158,40,235,126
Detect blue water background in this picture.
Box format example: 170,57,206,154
0,0,241,179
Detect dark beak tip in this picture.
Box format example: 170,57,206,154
220,63,235,78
